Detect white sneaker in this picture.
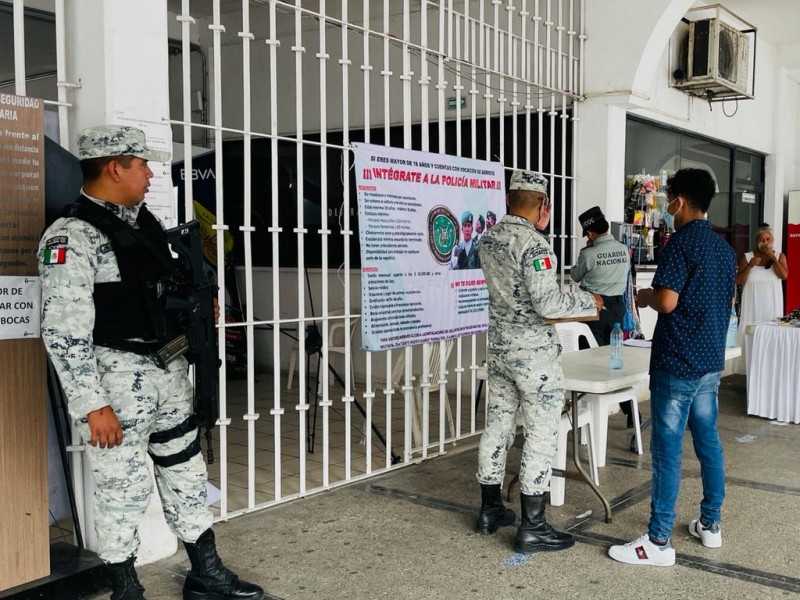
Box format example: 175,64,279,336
608,533,676,567
689,519,722,548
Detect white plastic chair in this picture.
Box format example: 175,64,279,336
554,322,643,467
550,399,599,506
286,308,359,391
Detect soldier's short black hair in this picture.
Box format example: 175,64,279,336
507,189,547,210
80,154,136,182
666,168,716,213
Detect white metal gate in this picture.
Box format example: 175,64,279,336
5,0,586,523
169,0,585,520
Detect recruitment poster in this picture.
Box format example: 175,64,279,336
353,143,505,351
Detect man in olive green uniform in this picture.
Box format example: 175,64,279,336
570,206,629,345
570,206,637,427
474,170,602,553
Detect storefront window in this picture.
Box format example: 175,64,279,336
624,116,764,263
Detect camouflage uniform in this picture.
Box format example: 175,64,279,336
39,190,213,564
476,215,595,495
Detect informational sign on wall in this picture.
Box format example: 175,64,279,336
0,93,44,277
0,92,47,592
0,276,41,340
353,143,505,351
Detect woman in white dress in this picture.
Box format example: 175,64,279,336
735,223,789,374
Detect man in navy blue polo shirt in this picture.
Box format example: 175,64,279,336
608,168,736,567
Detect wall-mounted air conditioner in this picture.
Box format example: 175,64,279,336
673,17,752,99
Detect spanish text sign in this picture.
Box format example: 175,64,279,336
353,143,505,351
0,276,41,339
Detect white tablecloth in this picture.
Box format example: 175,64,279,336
746,324,800,424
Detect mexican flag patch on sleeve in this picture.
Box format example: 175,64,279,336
42,248,67,265
533,256,552,271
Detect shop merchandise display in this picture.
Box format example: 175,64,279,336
624,171,671,264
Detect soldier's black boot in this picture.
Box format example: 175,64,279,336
183,529,265,600
107,556,146,600
475,483,516,534
513,493,575,553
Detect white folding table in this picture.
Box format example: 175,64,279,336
560,345,741,522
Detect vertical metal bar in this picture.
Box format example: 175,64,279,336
446,3,464,449
546,0,556,245
239,0,259,510
557,0,565,274
579,0,586,97
340,0,354,481
402,0,414,463
265,0,284,502
360,0,374,475
54,0,85,542
567,0,576,268
179,1,195,219
12,0,26,96
54,0,70,148
420,1,431,459
317,0,332,488
512,1,521,170
208,0,230,518
437,1,446,152
382,0,392,143
470,1,478,170
381,0,394,471
292,0,309,497
483,1,491,161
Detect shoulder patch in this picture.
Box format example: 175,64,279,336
533,256,552,271
45,235,68,248
42,247,67,265
99,242,113,254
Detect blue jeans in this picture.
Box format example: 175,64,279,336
648,369,725,542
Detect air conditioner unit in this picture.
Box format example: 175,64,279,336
674,18,751,98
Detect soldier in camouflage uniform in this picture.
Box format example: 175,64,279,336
39,126,264,600
474,170,603,553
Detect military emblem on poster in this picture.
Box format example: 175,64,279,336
427,205,459,264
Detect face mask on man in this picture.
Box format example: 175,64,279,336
662,197,680,231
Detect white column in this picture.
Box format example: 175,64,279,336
65,0,175,226
574,99,631,223
764,67,798,249
64,0,178,565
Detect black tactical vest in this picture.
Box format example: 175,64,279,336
64,196,180,347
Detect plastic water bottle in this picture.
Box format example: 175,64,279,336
726,303,739,348
610,323,624,370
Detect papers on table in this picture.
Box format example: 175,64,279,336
623,338,652,348
544,306,599,324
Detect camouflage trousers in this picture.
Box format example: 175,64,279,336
76,368,213,564
476,343,566,495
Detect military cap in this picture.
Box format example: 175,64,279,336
509,169,548,194
461,211,473,225
487,210,496,221
477,214,485,227
578,205,609,235
78,125,171,163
